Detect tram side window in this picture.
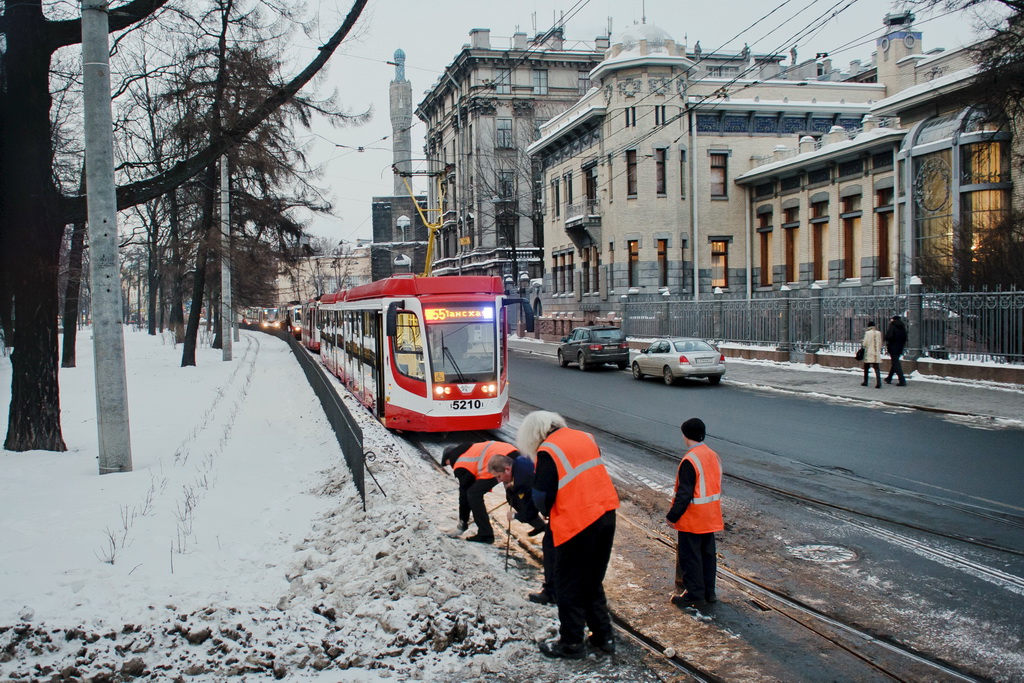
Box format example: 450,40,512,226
393,312,425,380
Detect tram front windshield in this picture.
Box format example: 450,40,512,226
424,305,496,384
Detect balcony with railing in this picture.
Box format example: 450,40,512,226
565,199,601,226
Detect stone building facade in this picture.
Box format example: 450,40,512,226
527,22,886,320
524,12,1014,324
414,27,610,290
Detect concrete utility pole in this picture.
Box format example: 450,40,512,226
220,156,233,361
82,0,133,473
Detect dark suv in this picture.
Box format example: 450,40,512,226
558,326,629,370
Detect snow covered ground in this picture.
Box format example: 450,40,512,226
0,329,660,681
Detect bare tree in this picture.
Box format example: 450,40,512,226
0,0,368,451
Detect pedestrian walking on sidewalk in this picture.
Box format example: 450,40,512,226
442,441,518,544
518,410,619,660
861,321,883,388
884,315,908,386
667,418,724,610
487,453,556,605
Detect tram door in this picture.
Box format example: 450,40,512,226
373,311,385,418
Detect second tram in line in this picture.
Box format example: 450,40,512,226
302,275,533,432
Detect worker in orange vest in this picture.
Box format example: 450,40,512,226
518,410,619,660
442,441,518,544
667,418,724,609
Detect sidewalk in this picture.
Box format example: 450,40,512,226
508,337,1024,425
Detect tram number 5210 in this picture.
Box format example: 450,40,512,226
451,400,483,410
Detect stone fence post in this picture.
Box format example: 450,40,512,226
777,285,792,351
808,283,823,353
906,276,923,360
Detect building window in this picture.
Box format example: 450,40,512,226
532,69,548,95
758,213,772,287
558,254,566,293
657,239,668,287
655,149,667,196
626,150,638,196
654,105,668,126
627,240,639,287
495,69,511,95
578,70,591,95
710,153,728,198
496,118,513,148
498,170,515,200
552,178,560,217
584,165,598,203
607,242,614,289
624,106,637,127
711,240,729,288
811,200,829,281
607,154,614,201
582,248,591,293
564,171,573,209
841,195,861,279
876,188,893,279
679,149,687,198
566,251,575,292
785,227,798,282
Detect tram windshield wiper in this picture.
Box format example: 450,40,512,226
442,345,467,383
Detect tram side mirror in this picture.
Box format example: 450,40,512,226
385,300,405,337
501,297,534,333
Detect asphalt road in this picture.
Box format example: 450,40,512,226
508,349,1024,517
505,349,1024,680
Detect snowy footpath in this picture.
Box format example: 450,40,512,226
0,330,659,682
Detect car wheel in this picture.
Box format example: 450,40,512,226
557,350,568,368
632,362,644,380
663,366,676,385
708,375,722,385
577,352,588,371
616,361,628,370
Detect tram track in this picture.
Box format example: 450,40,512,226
518,396,1024,560
403,430,982,681
479,401,1008,680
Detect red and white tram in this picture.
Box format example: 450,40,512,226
307,275,532,432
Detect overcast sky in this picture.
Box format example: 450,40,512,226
298,0,1004,244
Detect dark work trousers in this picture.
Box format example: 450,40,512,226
886,351,906,384
554,510,616,646
542,527,557,599
675,531,717,600
454,469,497,539
862,363,881,387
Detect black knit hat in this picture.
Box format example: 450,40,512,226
441,442,472,466
681,418,706,442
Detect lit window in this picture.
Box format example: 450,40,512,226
711,240,728,288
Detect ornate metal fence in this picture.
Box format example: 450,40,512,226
622,289,1023,365
819,294,906,355
920,291,1024,363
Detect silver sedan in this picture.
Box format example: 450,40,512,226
631,337,726,385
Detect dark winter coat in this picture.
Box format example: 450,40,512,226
885,318,908,355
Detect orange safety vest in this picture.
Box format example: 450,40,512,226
540,428,620,546
453,441,517,480
671,443,724,534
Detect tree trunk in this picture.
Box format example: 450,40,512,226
147,243,158,335
167,188,186,343
61,217,87,368
2,0,68,451
181,165,217,366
